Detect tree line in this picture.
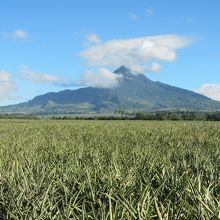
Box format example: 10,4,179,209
53,111,220,121
1,111,220,121
135,111,220,121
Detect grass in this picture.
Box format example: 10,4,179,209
0,120,220,219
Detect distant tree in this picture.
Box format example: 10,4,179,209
135,112,145,120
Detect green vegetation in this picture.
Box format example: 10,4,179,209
2,110,220,121
0,120,220,219
135,111,220,121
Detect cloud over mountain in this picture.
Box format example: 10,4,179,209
19,66,60,84
77,68,122,88
195,84,220,101
80,34,191,72
0,71,16,100
149,62,161,72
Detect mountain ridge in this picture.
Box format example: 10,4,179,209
1,66,220,114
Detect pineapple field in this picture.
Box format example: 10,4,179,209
0,120,220,219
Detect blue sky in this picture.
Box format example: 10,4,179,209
1,0,220,105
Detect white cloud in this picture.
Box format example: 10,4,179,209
0,71,16,100
194,84,220,101
80,34,191,72
77,68,122,88
149,62,161,72
4,29,28,40
19,66,60,84
85,33,102,45
19,66,121,89
129,12,140,21
14,30,28,39
146,7,154,16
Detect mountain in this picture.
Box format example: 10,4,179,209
1,66,220,114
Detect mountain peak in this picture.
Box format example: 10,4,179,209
114,66,136,77
115,65,131,72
